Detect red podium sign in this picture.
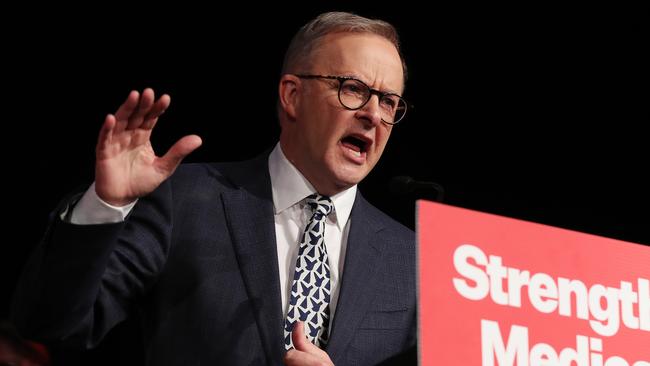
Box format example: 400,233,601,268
418,201,649,366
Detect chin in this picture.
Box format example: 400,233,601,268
332,168,368,189
322,155,373,191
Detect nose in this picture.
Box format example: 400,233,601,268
354,94,382,128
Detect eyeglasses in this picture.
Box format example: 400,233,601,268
295,74,408,125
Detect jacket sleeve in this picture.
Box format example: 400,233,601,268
10,180,173,349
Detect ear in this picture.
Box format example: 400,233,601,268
278,74,300,120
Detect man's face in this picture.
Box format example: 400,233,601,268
280,32,404,195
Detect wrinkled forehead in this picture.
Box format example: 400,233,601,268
308,33,405,92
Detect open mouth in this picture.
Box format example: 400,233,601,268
341,134,372,158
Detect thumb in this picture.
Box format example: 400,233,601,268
291,321,312,352
159,134,202,172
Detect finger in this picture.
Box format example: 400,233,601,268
283,349,314,366
142,94,171,130
113,90,140,134
291,321,311,352
96,114,116,158
127,88,155,130
284,326,333,366
291,321,329,358
156,135,203,174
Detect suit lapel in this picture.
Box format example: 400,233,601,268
221,154,285,364
326,193,385,363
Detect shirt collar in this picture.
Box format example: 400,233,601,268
268,143,356,231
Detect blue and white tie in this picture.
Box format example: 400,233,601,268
284,194,333,350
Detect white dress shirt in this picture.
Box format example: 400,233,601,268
268,143,355,320
69,143,356,323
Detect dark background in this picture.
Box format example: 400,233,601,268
1,3,647,364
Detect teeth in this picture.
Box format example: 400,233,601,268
343,145,363,158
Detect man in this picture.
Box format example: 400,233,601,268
12,12,416,365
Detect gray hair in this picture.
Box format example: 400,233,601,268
281,12,408,83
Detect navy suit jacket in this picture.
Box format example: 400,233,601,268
12,152,416,365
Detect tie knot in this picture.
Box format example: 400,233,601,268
305,194,333,219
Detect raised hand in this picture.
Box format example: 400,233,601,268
95,88,202,206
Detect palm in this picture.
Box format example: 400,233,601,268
95,89,202,206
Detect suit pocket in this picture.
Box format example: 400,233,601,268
358,307,409,330
358,274,410,330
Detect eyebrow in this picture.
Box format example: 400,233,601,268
340,73,401,95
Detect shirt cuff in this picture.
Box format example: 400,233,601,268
68,182,138,224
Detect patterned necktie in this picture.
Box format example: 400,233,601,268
284,194,334,350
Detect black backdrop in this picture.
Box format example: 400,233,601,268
1,3,647,365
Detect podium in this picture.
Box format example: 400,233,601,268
417,201,649,365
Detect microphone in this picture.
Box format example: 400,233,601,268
389,176,445,202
